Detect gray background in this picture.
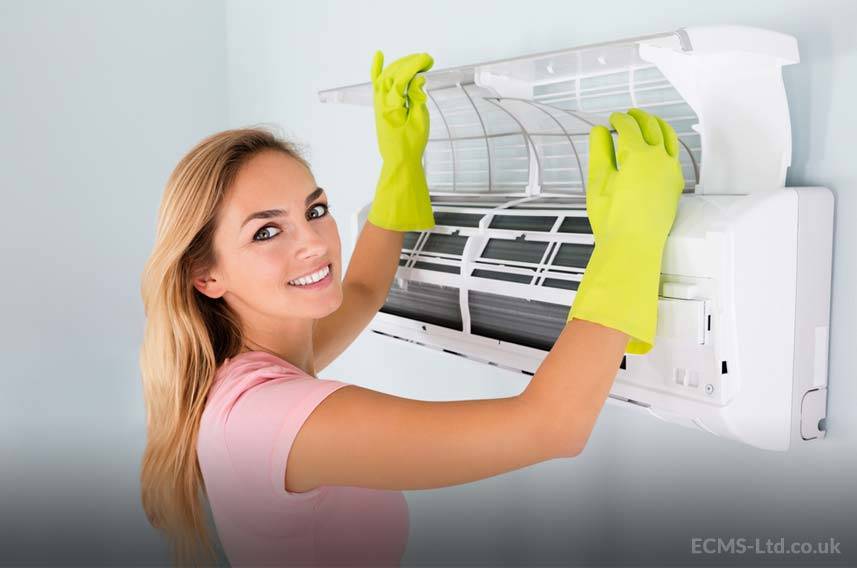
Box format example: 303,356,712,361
1,1,854,566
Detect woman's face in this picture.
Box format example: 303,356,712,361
205,150,343,322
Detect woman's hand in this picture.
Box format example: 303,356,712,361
568,108,685,354
366,51,436,232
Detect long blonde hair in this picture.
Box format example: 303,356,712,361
139,126,311,566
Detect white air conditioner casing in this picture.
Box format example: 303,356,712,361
319,26,834,451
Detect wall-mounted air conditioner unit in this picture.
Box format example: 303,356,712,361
318,26,834,452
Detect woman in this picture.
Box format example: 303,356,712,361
139,50,684,566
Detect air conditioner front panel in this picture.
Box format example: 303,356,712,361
353,186,831,452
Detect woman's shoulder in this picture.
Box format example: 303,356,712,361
215,350,303,382
199,350,350,459
207,350,347,412
203,351,303,411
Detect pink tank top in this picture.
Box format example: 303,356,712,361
197,351,410,566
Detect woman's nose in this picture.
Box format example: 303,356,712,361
293,218,328,258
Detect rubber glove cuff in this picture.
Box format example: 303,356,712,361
567,234,667,354
367,158,435,231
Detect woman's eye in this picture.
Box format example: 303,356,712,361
308,203,330,220
253,225,282,242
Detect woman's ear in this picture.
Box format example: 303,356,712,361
192,266,226,299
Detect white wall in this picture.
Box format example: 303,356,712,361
224,1,856,566
0,1,227,564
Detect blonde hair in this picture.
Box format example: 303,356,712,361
139,126,310,566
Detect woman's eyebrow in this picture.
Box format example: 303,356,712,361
239,186,326,230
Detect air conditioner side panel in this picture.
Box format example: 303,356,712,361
712,190,798,451
792,187,834,442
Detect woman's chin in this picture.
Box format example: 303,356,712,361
310,287,344,318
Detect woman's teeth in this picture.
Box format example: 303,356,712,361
288,264,330,286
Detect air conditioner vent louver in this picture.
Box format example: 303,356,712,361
434,212,483,227
322,26,834,452
421,233,467,256
380,281,462,332
483,239,549,263
488,215,557,231
558,217,593,234
471,269,533,285
553,243,595,269
470,291,569,351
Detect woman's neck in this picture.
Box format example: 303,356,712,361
240,338,316,377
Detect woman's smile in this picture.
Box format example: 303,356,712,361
287,263,333,290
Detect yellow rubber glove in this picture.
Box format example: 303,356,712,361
367,50,436,231
567,108,684,355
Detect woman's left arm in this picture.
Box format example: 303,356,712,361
344,218,405,302
313,51,434,373
312,220,404,373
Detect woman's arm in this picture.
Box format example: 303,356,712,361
341,219,404,307
288,317,628,493
518,318,628,455
312,51,433,372
312,220,404,373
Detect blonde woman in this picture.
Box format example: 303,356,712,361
139,50,684,566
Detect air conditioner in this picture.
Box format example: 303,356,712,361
318,26,834,452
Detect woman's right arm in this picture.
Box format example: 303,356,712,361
285,317,627,493
287,107,683,494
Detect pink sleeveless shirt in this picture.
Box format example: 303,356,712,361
197,351,410,566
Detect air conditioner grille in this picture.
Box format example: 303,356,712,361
542,277,580,291
469,291,568,351
558,217,593,233
422,233,468,256
434,212,483,227
471,269,532,284
411,261,460,274
554,242,595,269
380,281,462,332
488,215,557,231
482,239,549,263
